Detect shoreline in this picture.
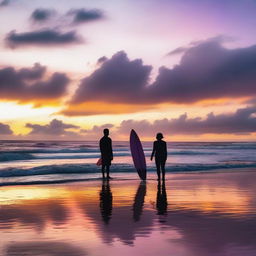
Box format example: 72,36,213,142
0,167,255,187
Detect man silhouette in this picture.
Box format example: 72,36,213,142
99,128,113,179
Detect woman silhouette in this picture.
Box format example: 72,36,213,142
150,133,167,180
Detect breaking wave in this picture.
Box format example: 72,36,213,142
1,162,256,178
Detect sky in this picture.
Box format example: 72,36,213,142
0,0,255,141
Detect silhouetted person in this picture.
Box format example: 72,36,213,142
100,128,113,179
150,133,167,180
99,180,113,225
156,180,168,216
132,181,146,222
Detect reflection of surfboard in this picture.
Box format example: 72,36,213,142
133,181,146,221
130,129,147,180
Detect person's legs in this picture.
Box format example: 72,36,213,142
155,159,161,180
106,165,111,179
101,165,106,179
161,161,166,181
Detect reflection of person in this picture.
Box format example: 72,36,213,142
133,181,146,222
99,128,113,179
99,180,113,225
150,133,167,181
156,180,168,215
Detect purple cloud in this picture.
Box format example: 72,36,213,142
117,106,256,135
71,51,152,104
149,40,256,103
30,8,55,22
26,119,79,136
66,39,256,115
0,63,69,103
68,8,104,24
81,123,114,135
6,29,83,48
0,0,10,7
0,123,13,135
167,46,189,56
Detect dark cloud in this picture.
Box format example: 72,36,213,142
0,63,69,103
97,56,108,65
167,46,188,56
149,40,256,103
71,51,152,103
0,123,13,135
117,106,256,135
66,39,256,115
6,29,83,48
26,119,79,136
80,123,114,136
30,8,55,22
68,8,104,24
0,0,10,7
18,62,46,80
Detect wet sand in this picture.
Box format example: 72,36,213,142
1,168,256,256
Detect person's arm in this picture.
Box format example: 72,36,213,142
99,139,103,155
164,141,167,161
151,142,156,161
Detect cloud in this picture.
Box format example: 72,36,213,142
167,46,189,56
26,119,79,136
3,106,256,139
64,39,256,115
30,8,55,22
68,8,104,24
0,0,10,7
25,119,115,139
17,62,46,80
0,123,13,135
70,51,152,104
80,123,114,136
5,29,83,48
97,56,108,65
117,106,256,135
149,39,256,104
0,63,69,104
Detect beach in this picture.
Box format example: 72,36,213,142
1,168,256,256
1,0,256,254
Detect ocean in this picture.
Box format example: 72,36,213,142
0,140,255,186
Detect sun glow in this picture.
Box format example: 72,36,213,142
0,102,60,121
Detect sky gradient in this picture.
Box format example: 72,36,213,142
0,0,256,141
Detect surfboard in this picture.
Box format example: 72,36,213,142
130,129,147,180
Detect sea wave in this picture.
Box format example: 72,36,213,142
0,177,103,187
0,153,35,162
0,149,218,162
169,150,217,155
0,162,256,179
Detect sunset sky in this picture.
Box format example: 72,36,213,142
0,0,255,141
